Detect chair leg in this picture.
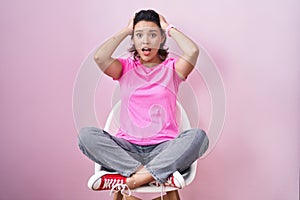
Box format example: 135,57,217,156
113,192,142,200
113,192,123,200
152,190,180,200
122,195,142,200
165,190,180,200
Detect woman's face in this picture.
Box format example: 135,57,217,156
132,20,165,65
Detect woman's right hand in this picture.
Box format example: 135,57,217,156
126,18,134,35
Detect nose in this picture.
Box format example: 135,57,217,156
142,35,150,44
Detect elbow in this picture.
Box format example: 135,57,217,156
182,45,200,65
93,53,107,71
94,53,102,65
190,45,200,58
184,45,200,59
94,53,108,69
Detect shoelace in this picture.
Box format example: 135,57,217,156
148,176,175,187
102,178,124,189
109,183,132,199
160,184,165,200
148,181,166,200
164,177,175,187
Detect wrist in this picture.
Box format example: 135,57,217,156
165,24,175,37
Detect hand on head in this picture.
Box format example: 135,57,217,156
128,11,169,31
126,18,134,35
159,14,169,30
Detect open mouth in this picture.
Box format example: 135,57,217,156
142,47,152,52
141,47,151,56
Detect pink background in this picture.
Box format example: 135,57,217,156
0,0,299,200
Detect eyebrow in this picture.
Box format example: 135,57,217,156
134,29,159,33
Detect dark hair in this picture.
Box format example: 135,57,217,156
128,9,169,61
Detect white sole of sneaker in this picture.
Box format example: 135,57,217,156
173,171,186,188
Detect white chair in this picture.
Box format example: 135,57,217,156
88,101,197,200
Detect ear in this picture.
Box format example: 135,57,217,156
130,37,134,46
161,32,166,44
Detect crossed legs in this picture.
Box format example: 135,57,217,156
78,127,209,189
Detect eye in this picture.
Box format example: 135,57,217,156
135,33,142,38
150,33,157,38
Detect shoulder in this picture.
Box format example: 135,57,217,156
118,56,135,66
118,56,137,71
114,56,138,80
162,57,177,69
163,57,185,81
164,57,176,64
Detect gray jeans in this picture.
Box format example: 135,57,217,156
78,127,209,183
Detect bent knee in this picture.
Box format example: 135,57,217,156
194,129,209,155
78,127,99,144
194,128,208,140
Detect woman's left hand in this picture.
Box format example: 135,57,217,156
159,14,169,30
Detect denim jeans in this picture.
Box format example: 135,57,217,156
78,127,209,183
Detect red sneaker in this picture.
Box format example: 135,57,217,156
149,171,186,189
88,171,127,191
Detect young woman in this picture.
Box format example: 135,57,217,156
78,9,209,194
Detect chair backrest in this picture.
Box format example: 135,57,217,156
94,100,197,191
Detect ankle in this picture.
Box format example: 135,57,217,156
125,176,137,189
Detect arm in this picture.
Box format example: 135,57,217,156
94,19,133,79
159,15,200,80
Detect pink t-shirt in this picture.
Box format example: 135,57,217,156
115,57,183,145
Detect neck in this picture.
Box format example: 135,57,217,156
140,56,162,68
142,61,160,68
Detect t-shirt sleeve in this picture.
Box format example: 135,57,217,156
113,57,129,81
170,58,184,87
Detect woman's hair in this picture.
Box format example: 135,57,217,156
128,9,169,61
